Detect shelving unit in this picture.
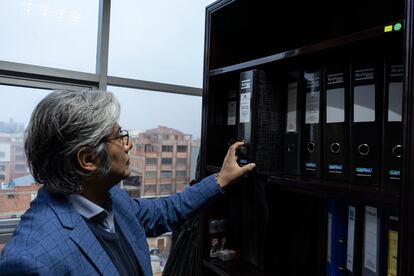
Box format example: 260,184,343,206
197,0,414,275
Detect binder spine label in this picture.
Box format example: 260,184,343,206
328,164,343,174
227,100,237,125
239,80,252,123
364,206,378,273
305,162,317,170
286,82,298,132
356,167,373,177
347,206,356,272
305,92,320,124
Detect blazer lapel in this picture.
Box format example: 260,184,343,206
69,222,118,276
42,188,118,276
113,201,151,276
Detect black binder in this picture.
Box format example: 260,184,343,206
283,70,303,176
346,204,363,275
238,69,284,175
382,58,404,189
302,69,323,178
324,64,349,181
350,59,382,185
206,86,238,167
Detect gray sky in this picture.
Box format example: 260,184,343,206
0,0,214,138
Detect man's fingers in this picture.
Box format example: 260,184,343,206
241,163,256,173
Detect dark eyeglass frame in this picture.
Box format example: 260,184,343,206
102,129,129,146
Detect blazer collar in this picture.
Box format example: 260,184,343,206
38,187,119,276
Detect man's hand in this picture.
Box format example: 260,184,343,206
216,141,256,188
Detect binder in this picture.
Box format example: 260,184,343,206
327,199,348,276
238,69,284,175
382,58,404,189
385,212,399,276
206,86,239,167
302,69,323,178
283,70,303,176
324,64,349,181
362,206,381,276
350,59,382,185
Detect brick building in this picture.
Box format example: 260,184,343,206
129,126,192,198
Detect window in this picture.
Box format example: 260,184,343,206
0,153,5,158
144,171,157,178
0,165,5,171
108,0,216,87
162,145,173,152
160,184,173,194
0,174,4,180
145,158,157,165
0,1,99,72
161,158,172,165
176,170,187,178
177,145,188,152
144,184,156,194
176,158,186,165
15,164,26,171
160,171,172,178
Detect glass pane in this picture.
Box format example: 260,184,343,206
0,85,50,252
0,0,99,72
111,86,202,272
108,0,216,87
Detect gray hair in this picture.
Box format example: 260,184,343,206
25,89,121,194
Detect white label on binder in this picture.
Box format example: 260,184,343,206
347,206,356,271
388,82,403,122
286,82,298,132
305,91,320,124
227,100,237,125
364,206,378,273
239,92,251,123
327,88,345,123
354,84,375,122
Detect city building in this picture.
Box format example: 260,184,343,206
129,126,193,198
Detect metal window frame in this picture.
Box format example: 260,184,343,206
0,0,202,96
0,0,203,235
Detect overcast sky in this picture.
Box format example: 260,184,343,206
0,0,214,138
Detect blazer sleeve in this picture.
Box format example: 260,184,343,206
0,253,52,276
132,174,224,237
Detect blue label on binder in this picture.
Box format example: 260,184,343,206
305,162,317,168
356,167,373,173
329,164,343,171
389,170,401,176
239,159,248,165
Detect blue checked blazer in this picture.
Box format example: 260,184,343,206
0,175,223,276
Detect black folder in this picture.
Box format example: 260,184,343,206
350,59,382,185
324,64,349,181
283,71,303,176
238,69,283,175
382,58,404,189
302,69,323,178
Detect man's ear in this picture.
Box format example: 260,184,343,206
76,148,99,172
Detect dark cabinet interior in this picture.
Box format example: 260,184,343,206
197,0,414,275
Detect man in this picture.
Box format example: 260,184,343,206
0,89,255,275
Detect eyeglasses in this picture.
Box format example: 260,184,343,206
102,129,129,146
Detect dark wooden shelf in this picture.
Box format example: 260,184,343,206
268,175,400,206
203,259,269,276
209,20,404,76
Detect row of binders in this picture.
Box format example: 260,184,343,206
223,55,403,187
327,199,398,276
